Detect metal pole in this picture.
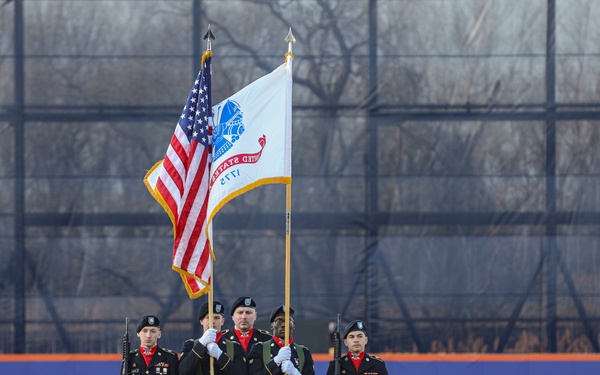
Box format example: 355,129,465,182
545,0,558,353
193,0,202,76
366,0,380,351
191,0,203,337
13,0,26,354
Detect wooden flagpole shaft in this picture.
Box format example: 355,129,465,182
204,24,215,375
209,260,214,374
285,184,292,347
284,28,295,375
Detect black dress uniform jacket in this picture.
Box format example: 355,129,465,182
122,346,179,375
247,339,315,375
222,327,272,355
178,335,247,375
326,352,389,375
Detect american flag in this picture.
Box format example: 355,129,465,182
145,52,213,298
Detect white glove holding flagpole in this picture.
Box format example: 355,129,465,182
281,360,301,375
273,345,291,365
199,328,217,346
206,342,223,359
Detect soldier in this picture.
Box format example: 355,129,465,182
179,301,247,375
122,315,179,375
326,320,388,375
222,296,271,355
247,305,315,375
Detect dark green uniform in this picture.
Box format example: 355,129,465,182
247,339,315,375
122,346,179,375
326,352,389,375
178,335,247,375
222,327,271,355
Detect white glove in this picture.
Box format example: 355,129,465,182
281,360,300,375
199,328,217,346
273,345,291,365
206,342,223,359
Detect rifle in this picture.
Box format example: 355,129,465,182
333,314,342,375
121,317,130,375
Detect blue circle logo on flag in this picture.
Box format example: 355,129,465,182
212,100,245,161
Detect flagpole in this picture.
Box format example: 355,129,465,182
284,27,295,350
208,259,215,374
203,24,216,375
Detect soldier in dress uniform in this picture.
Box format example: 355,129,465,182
221,296,271,356
178,301,247,375
247,305,315,375
121,315,179,375
326,320,388,375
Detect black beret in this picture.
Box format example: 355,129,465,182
269,305,295,323
231,297,256,315
343,320,367,339
136,315,160,333
199,301,225,320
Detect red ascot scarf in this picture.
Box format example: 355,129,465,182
234,327,254,352
348,351,365,372
272,335,293,348
215,331,223,343
140,345,157,366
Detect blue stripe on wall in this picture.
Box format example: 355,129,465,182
2,359,600,375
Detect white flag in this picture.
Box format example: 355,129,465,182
207,61,292,246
